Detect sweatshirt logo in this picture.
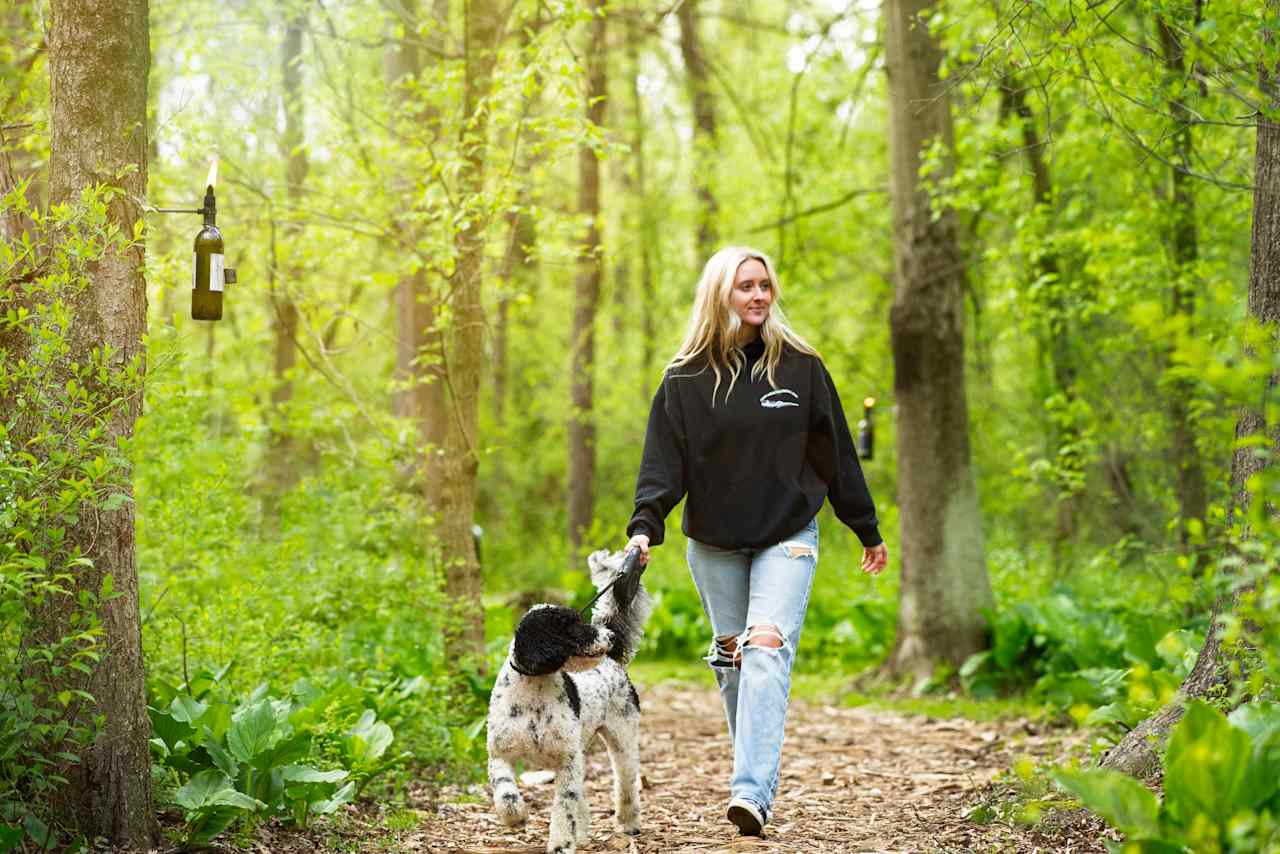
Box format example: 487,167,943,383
760,389,800,409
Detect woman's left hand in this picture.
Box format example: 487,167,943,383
861,543,888,575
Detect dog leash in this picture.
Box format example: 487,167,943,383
579,547,643,616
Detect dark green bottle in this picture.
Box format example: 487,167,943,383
191,185,224,321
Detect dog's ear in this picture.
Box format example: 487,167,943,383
512,606,583,675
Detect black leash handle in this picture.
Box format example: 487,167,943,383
580,546,643,616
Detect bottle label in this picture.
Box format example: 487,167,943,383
191,252,225,292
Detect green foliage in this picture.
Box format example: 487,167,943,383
1054,701,1280,853
1,184,144,850
148,671,409,845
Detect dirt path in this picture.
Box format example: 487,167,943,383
398,680,1110,854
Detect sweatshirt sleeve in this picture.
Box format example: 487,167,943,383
627,376,687,546
808,360,883,548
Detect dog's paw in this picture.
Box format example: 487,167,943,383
615,801,640,835
495,791,528,826
547,840,575,854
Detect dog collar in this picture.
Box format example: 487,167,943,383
509,658,540,677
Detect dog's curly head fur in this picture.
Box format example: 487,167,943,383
512,605,613,676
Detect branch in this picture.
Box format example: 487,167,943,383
748,186,888,233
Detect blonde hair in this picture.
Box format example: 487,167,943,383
667,246,818,404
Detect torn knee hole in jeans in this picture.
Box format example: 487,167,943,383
780,541,816,559
706,634,740,669
706,624,789,669
743,623,787,652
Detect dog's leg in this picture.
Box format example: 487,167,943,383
488,756,527,827
548,752,586,853
602,722,642,835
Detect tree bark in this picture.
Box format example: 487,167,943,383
264,8,308,518
884,0,993,682
495,186,537,429
1158,14,1209,542
627,13,656,391
40,0,156,843
440,0,505,665
677,0,718,261
1101,11,1280,777
493,11,542,432
387,0,449,513
567,0,606,556
998,74,1080,564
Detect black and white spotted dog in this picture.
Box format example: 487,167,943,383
487,550,652,853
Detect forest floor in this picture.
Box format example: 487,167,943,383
273,674,1120,854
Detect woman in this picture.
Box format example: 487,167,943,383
624,246,888,837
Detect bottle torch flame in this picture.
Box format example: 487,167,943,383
206,158,218,190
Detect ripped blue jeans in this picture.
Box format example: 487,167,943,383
686,517,818,819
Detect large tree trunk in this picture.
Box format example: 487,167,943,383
40,0,156,843
567,0,606,556
884,0,993,682
677,0,718,261
1101,12,1280,778
1158,14,1209,542
440,0,504,665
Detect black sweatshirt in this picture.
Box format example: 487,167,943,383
627,339,882,551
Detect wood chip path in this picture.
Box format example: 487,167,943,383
391,680,1112,854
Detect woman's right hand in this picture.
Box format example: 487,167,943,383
625,533,651,566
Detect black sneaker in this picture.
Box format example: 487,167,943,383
727,798,765,836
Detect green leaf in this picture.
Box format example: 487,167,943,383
169,694,208,724
1228,702,1280,743
345,710,393,765
257,730,311,771
310,781,357,815
1229,703,1280,807
21,814,52,849
202,729,238,778
282,765,348,785
100,492,128,512
148,704,195,752
1052,767,1160,837
227,699,281,763
173,770,237,810
0,824,22,853
185,805,241,846
1164,701,1252,822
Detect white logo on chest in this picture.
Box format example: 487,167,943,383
760,389,800,408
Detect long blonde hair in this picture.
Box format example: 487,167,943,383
667,246,818,404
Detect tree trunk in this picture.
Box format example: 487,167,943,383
627,15,656,391
677,0,718,261
1158,14,1209,542
495,186,537,429
264,8,308,519
884,0,993,683
1101,13,1280,777
41,0,156,843
567,0,606,557
493,11,542,432
387,0,449,514
998,74,1080,564
389,0,423,424
440,0,504,665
